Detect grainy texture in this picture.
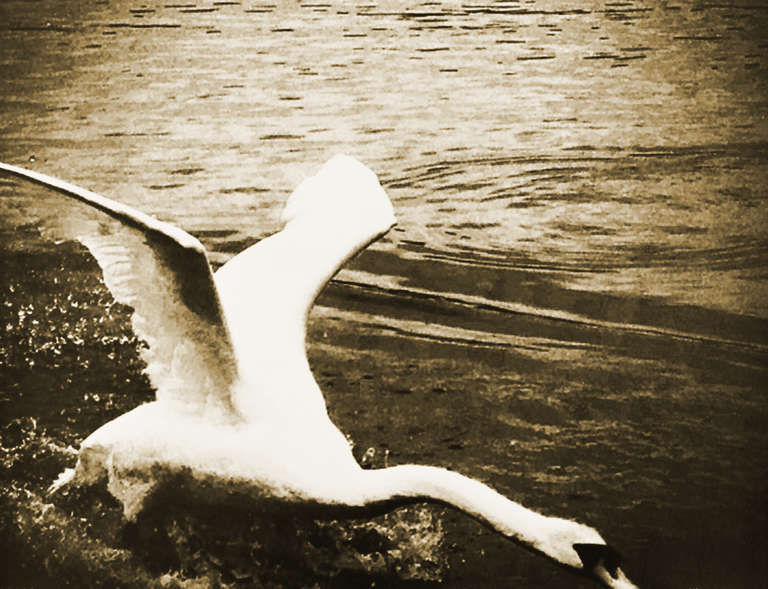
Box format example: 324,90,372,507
1,1,766,588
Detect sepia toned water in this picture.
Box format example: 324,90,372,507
1,1,767,588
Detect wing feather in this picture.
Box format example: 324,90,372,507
0,162,238,416
214,155,396,421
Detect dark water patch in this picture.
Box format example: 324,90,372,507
618,239,768,271
600,6,653,14
397,11,459,20
438,180,495,193
220,185,270,194
399,239,427,248
104,131,170,137
717,186,763,206
169,167,204,175
360,127,395,135
658,224,709,236
412,25,454,32
584,52,621,60
674,35,723,42
359,321,512,352
414,242,593,273
179,7,218,13
505,199,533,208
462,7,590,16
147,183,184,190
259,133,304,140
449,222,500,230
322,278,768,389
629,143,747,157
544,190,601,204
345,248,768,349
553,222,619,237
612,54,645,61
394,155,612,189
511,165,591,179
105,22,181,29
192,229,238,239
210,235,260,256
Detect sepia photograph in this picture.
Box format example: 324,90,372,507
1,1,766,587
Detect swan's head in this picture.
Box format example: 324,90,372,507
530,518,638,588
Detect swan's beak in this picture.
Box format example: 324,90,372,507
573,543,638,589
594,563,638,588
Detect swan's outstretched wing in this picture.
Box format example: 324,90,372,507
214,155,396,421
0,162,238,415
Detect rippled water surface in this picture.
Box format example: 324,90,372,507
1,1,767,588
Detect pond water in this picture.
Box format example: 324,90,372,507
1,1,767,588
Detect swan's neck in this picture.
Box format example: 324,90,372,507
361,465,549,548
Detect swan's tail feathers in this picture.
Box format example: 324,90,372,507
0,162,239,415
47,467,76,495
214,155,396,420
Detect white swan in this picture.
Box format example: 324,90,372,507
0,156,637,588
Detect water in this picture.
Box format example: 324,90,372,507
1,1,767,587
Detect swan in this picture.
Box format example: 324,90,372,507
0,156,637,588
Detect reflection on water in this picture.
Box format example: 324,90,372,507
1,0,766,329
1,1,767,588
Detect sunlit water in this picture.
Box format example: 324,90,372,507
1,1,767,588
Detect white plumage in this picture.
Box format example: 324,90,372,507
0,156,636,588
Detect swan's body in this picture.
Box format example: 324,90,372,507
0,156,637,588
